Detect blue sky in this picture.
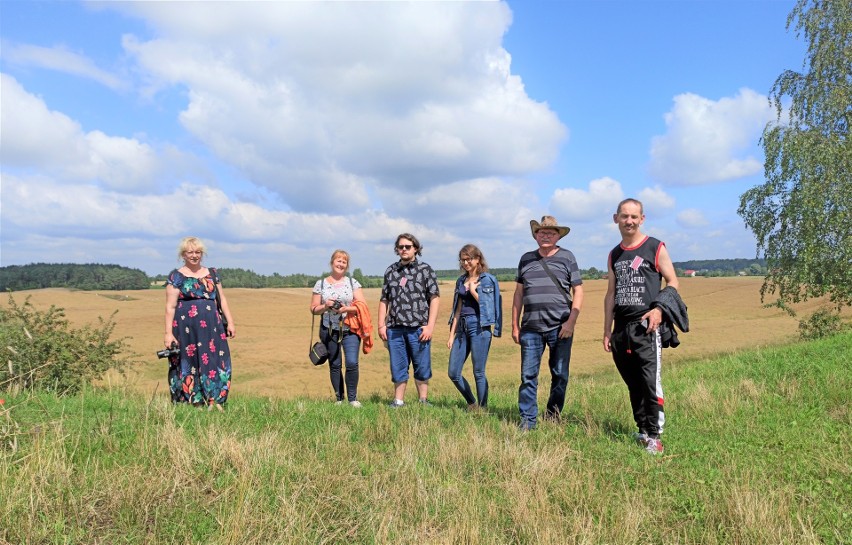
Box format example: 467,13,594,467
0,1,804,275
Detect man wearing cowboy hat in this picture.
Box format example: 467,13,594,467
511,215,584,430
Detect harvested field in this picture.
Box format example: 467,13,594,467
1,277,835,401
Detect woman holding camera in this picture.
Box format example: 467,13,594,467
310,250,366,407
164,236,235,409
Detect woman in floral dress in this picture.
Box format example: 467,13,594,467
163,236,235,409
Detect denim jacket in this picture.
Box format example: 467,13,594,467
448,272,502,337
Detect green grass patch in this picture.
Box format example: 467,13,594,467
1,332,849,544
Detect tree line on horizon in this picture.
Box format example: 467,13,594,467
0,263,150,292
0,259,768,292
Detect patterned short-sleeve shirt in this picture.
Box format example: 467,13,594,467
380,259,440,328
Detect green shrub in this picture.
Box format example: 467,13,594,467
798,307,846,340
0,294,133,395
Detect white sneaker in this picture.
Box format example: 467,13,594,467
349,400,362,408
631,432,650,446
645,437,664,455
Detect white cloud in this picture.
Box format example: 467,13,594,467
676,208,710,228
115,2,566,211
637,185,676,214
0,74,164,192
549,177,624,222
0,42,126,90
1,3,570,274
648,88,774,186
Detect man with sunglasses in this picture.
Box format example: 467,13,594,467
378,233,441,407
512,215,584,430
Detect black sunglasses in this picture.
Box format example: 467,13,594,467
397,244,415,250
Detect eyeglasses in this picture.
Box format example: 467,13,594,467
460,257,476,263
397,244,414,250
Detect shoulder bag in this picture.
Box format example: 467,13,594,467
309,313,329,365
309,278,329,365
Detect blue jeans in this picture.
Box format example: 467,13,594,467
518,328,573,429
386,326,432,383
448,314,492,406
320,326,361,402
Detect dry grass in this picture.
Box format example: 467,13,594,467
1,277,835,402
2,324,848,545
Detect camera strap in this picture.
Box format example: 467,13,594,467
538,255,572,308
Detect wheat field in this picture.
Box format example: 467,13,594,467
1,277,829,402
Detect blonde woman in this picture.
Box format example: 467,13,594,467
164,237,235,409
310,250,367,407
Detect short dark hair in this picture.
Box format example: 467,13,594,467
616,198,644,215
394,233,422,257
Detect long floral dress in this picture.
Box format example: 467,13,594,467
166,267,232,406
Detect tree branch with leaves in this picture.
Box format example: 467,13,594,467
739,0,851,315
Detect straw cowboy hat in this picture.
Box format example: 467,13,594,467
530,215,570,239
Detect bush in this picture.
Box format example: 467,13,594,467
0,294,133,395
798,307,847,340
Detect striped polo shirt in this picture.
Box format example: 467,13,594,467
516,247,583,333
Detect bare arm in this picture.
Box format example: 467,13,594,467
447,298,462,349
310,291,336,315
657,244,679,290
164,285,180,348
603,268,616,352
310,293,323,314
559,284,583,339
217,284,236,338
377,300,388,341
420,296,440,341
641,244,679,333
511,282,524,344
351,287,367,307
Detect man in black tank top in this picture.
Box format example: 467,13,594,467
603,199,679,455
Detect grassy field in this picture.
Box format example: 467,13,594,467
0,277,836,403
1,331,849,544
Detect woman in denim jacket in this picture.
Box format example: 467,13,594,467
447,244,502,410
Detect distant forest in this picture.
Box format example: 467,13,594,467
0,258,768,291
0,263,150,291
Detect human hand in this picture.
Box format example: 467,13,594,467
602,335,611,352
641,308,663,333
559,321,574,339
419,325,434,341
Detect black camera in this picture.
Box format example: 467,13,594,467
331,300,343,310
157,342,180,359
